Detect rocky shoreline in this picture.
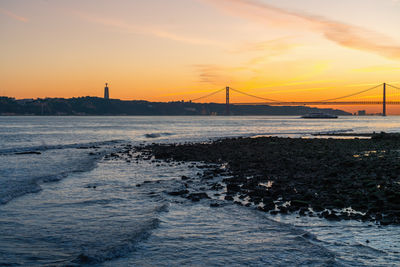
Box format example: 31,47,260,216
128,133,400,225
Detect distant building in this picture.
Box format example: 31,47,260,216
357,110,366,116
16,99,34,105
104,83,109,99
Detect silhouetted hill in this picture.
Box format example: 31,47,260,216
0,97,351,116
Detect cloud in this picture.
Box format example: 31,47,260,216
193,64,234,84
74,11,223,46
0,8,28,22
202,0,400,60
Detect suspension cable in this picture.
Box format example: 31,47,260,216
315,83,383,102
387,84,400,90
229,88,281,102
190,88,225,102
189,83,385,103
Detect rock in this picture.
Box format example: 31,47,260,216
278,206,288,214
142,135,400,225
380,217,394,226
248,188,268,198
325,212,340,221
210,203,220,207
262,199,275,211
210,183,223,191
187,192,210,202
167,190,189,196
313,205,324,212
224,195,234,201
226,183,241,193
291,200,309,208
299,207,308,216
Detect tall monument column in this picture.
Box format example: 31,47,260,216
104,83,109,99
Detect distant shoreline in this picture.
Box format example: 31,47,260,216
0,96,351,116
0,114,356,117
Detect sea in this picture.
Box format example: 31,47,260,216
0,116,399,266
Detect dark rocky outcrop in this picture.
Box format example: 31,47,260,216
138,134,400,225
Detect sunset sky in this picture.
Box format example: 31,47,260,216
1,0,400,113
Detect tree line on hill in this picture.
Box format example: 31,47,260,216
0,97,351,116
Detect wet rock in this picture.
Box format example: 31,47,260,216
299,207,308,216
141,135,400,225
226,183,241,193
291,200,309,208
278,206,288,214
380,216,395,226
187,193,210,202
224,195,234,201
325,212,340,221
210,183,223,191
167,190,189,196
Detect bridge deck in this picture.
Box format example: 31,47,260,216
233,101,400,106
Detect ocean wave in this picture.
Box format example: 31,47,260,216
351,243,388,256
66,197,124,206
317,129,354,135
0,139,123,155
298,232,320,242
0,172,78,205
73,218,161,265
0,180,42,205
153,203,169,213
0,144,111,205
144,132,175,139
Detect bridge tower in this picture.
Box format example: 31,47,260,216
383,83,386,116
226,86,230,115
104,83,109,99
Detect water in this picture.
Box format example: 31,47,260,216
0,116,400,266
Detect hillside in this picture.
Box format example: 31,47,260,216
0,97,351,116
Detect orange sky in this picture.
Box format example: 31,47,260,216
1,0,400,114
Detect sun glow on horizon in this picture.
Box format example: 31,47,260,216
1,0,400,113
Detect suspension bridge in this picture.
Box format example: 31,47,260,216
188,83,400,116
